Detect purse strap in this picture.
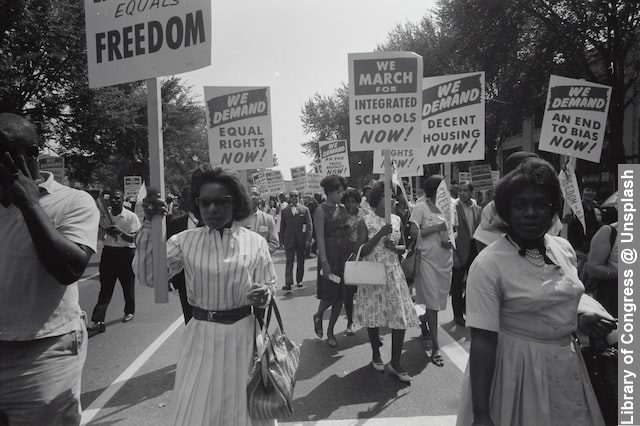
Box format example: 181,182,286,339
256,299,286,359
354,244,365,262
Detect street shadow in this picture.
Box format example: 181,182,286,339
277,280,317,299
87,318,132,339
294,339,345,381
81,364,176,424
440,320,471,346
290,364,410,421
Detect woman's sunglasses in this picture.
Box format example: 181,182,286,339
196,196,233,208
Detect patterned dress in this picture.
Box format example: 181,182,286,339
353,213,419,329
316,203,351,302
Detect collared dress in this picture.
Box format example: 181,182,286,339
456,235,604,426
134,222,277,426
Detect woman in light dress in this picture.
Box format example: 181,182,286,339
342,187,365,336
457,158,614,426
135,164,277,426
353,181,419,382
409,174,453,367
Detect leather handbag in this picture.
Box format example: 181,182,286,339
247,300,300,420
401,248,421,285
344,245,387,286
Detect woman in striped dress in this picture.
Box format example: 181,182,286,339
134,165,277,426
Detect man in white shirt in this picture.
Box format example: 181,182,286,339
88,189,141,332
0,113,99,426
239,186,279,253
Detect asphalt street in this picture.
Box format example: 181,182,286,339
78,244,471,426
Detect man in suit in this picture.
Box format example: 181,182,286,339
279,190,313,291
167,186,197,324
239,186,279,253
451,181,482,326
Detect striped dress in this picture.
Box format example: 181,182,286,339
133,222,277,426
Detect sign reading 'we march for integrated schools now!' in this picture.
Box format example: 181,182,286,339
84,0,212,88
422,72,485,164
539,75,611,163
319,140,350,177
204,87,274,170
349,52,423,152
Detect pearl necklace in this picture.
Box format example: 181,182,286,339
524,249,546,267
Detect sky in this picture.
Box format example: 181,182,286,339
180,0,437,180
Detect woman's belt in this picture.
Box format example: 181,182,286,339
192,306,253,324
501,329,574,346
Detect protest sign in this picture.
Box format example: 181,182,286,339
84,0,211,88
458,171,471,183
124,176,143,199
38,156,66,183
558,162,586,234
435,180,456,249
539,75,611,163
491,171,500,186
291,166,307,192
305,173,322,196
373,148,423,177
204,86,273,170
252,171,268,195
348,52,423,151
421,72,485,164
265,170,285,196
469,164,493,191
318,140,351,177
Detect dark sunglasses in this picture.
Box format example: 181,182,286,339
196,196,233,208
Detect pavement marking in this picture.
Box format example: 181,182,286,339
79,272,99,283
280,415,457,425
80,316,184,425
414,305,469,373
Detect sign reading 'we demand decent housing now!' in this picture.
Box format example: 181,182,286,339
85,0,212,88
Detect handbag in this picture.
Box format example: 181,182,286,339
401,248,421,285
581,342,618,425
344,244,387,286
247,300,300,420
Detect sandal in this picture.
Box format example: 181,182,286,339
344,324,355,336
313,314,323,338
429,352,444,367
419,318,431,340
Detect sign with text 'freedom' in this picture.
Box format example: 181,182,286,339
85,0,212,88
204,86,274,170
348,51,423,152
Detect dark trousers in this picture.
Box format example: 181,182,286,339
92,246,135,322
451,266,467,320
171,274,193,324
285,242,306,285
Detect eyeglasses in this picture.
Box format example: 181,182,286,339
196,196,233,208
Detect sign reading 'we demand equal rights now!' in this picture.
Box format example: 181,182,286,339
85,0,212,88
204,87,274,171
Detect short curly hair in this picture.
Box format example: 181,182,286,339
367,180,402,209
190,164,252,222
494,157,562,230
422,175,443,198
320,174,347,195
342,187,362,204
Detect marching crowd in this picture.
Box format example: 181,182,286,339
0,112,619,426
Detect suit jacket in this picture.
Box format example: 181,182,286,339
279,204,313,249
454,199,482,267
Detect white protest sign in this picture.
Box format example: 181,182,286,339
319,140,351,177
305,173,322,196
373,148,423,177
124,176,143,199
435,180,456,249
539,75,611,163
348,51,423,151
458,171,471,183
252,171,268,195
491,171,500,186
291,166,307,192
204,87,273,170
84,0,211,88
265,170,285,196
558,162,586,234
469,164,493,192
38,156,66,183
422,72,485,164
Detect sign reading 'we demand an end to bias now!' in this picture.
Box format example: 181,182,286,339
204,86,274,171
85,0,212,88
348,51,423,152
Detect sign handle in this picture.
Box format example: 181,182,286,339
384,150,391,224
147,77,168,304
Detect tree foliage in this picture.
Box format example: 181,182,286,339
300,83,373,188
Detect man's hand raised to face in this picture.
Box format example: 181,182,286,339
0,152,40,210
